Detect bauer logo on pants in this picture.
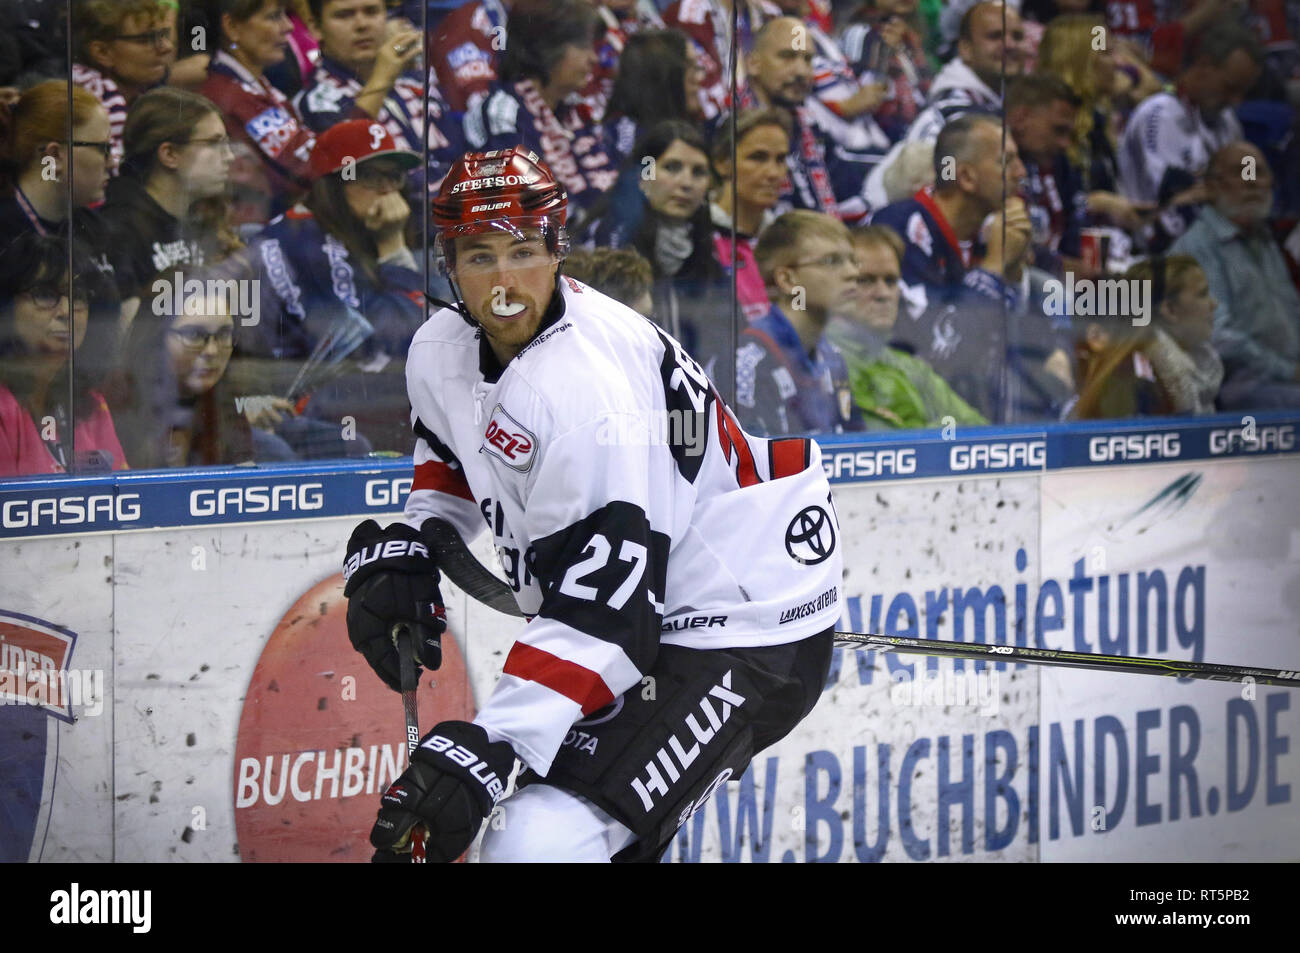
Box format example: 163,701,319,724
629,671,746,811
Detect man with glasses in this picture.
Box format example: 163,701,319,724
827,224,987,429
734,209,866,435
72,0,177,171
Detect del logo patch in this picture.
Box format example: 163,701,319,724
481,405,537,472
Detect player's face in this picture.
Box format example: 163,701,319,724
850,241,902,334
316,0,390,72
639,139,711,222
453,229,559,363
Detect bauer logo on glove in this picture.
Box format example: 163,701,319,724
419,733,508,803
370,721,517,863
342,538,431,583
343,519,447,691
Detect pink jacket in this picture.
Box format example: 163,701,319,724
0,384,130,478
712,232,770,323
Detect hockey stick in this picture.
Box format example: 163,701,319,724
415,520,1298,687
421,518,525,617
392,623,428,863
833,631,1300,688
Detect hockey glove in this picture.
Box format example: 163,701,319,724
343,519,445,692
370,720,516,863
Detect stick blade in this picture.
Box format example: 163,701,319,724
421,518,526,617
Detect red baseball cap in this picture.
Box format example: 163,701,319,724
308,120,421,181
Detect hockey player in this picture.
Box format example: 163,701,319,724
342,145,842,862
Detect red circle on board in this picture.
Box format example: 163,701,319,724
232,574,475,862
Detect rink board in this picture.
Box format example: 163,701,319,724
0,412,1296,862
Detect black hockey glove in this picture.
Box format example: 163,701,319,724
370,720,516,863
343,519,446,692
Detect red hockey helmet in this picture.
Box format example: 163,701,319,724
432,146,569,271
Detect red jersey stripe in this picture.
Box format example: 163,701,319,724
502,642,616,715
770,438,810,480
413,460,475,502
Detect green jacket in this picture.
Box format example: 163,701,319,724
827,318,988,431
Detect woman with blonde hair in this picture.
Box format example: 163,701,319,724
1037,13,1162,229
1069,254,1223,419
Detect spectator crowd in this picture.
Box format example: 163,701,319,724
0,0,1298,476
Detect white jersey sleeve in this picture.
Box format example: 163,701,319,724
401,413,486,546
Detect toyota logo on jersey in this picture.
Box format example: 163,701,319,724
481,405,537,472
784,506,835,565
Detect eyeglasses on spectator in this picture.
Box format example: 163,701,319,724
23,286,90,312
169,326,235,350
181,134,234,152
115,28,172,50
791,252,859,272
68,140,114,160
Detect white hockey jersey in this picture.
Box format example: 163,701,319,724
402,276,843,775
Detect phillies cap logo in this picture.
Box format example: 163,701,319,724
784,506,835,565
